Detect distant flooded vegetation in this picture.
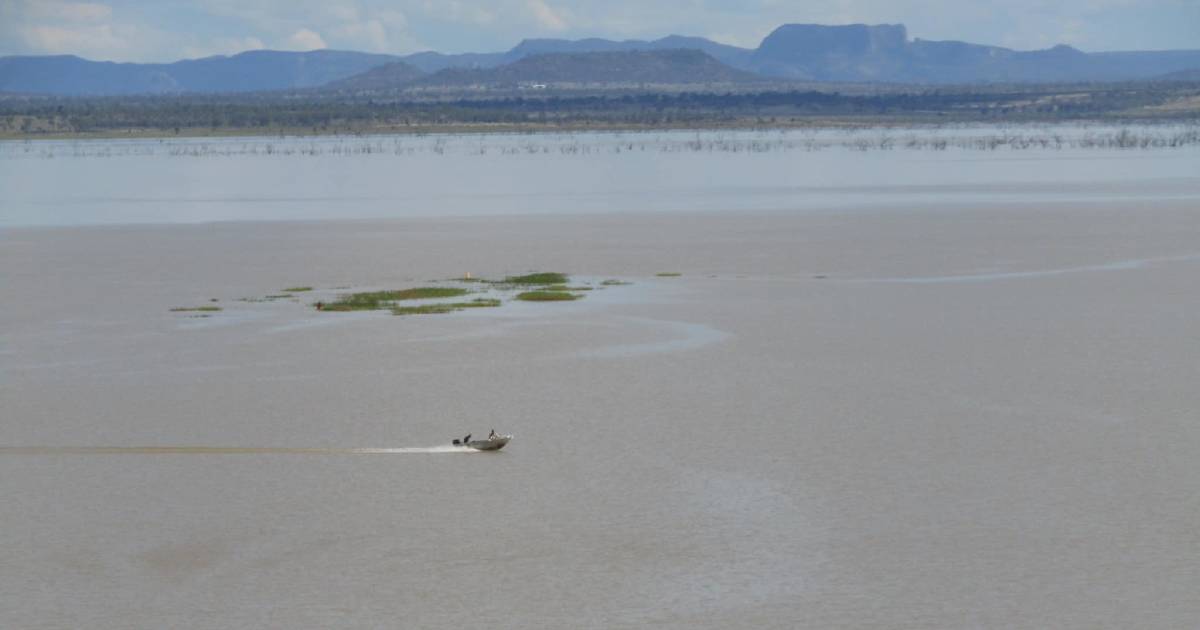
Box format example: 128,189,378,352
4,122,1198,161
5,122,1197,228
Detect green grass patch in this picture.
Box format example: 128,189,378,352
656,272,683,277
461,298,502,308
544,284,592,292
504,272,569,285
322,287,469,311
265,294,293,299
170,306,222,312
516,291,582,302
282,286,312,292
384,287,470,300
390,304,459,315
600,279,631,286
391,298,501,316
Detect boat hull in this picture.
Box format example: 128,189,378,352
466,436,510,451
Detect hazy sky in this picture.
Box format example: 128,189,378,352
2,0,1197,62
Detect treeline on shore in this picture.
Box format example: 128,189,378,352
1,83,1196,137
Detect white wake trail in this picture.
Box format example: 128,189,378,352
0,445,480,455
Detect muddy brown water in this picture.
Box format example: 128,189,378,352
3,131,1199,628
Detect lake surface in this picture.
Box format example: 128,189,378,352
3,126,1200,628
3,124,1199,226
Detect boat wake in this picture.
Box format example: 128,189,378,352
0,445,478,455
856,252,1200,285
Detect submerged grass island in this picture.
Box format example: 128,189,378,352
314,272,593,316
515,291,582,302
320,287,470,312
503,272,570,285
171,271,642,321
391,298,502,315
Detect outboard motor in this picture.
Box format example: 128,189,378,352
452,439,461,446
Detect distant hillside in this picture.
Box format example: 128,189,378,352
748,24,1200,83
1093,52,1200,82
405,49,762,88
1152,68,1200,82
751,24,909,80
0,55,174,95
7,22,1200,95
0,50,401,95
397,34,753,74
505,35,754,69
323,61,426,91
398,24,1200,85
399,51,508,73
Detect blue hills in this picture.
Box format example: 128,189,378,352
3,23,1199,95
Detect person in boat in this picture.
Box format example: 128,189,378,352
463,433,471,444
488,429,497,439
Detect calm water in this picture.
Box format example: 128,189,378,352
3,124,1199,227
3,126,1200,628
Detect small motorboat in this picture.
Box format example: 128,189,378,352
452,433,512,451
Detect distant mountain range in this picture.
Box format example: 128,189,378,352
329,49,760,92
322,59,425,91
1157,68,1200,82
398,34,754,74
0,49,399,95
4,23,1200,95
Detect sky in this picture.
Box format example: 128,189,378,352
1,0,1198,62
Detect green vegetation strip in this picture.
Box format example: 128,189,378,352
544,285,593,292
600,279,631,286
170,306,222,312
656,272,682,277
391,299,501,315
516,291,581,302
504,272,569,285
283,286,312,292
323,287,469,311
